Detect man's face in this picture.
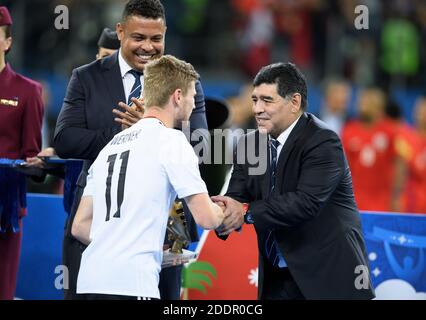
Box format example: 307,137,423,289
96,47,117,60
0,26,12,59
252,83,300,138
326,83,350,114
116,16,166,72
175,81,196,125
357,90,384,123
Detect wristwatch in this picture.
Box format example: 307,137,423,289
242,203,254,224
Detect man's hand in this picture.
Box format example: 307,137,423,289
25,147,57,168
211,195,245,236
113,97,144,130
214,200,226,211
38,147,56,157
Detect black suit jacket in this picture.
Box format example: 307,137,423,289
226,113,375,299
54,52,208,241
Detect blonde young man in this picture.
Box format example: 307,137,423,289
72,55,224,300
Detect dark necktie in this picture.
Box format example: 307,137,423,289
264,138,287,268
127,70,143,106
269,139,280,193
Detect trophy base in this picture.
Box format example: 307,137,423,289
162,249,197,268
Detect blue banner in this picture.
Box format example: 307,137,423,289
361,212,426,299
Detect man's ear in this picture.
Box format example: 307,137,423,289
172,88,183,106
291,93,302,113
116,22,124,41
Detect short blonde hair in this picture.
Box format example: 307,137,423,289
143,55,199,109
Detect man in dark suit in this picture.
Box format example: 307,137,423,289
26,27,121,213
54,0,208,299
212,62,375,300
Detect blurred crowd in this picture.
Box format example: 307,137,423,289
3,0,426,87
231,0,426,89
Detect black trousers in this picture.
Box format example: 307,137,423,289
261,265,305,300
62,233,85,300
63,182,85,300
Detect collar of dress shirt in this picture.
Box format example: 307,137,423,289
274,114,302,148
118,49,134,79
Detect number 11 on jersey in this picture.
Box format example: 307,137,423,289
105,150,130,221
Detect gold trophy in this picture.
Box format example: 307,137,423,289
167,201,191,253
162,201,197,268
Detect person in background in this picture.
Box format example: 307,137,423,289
0,6,44,300
384,99,417,213
403,98,426,213
318,78,351,136
96,28,121,60
342,88,404,212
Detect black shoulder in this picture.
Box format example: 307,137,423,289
307,112,337,133
73,51,117,76
305,112,341,143
73,58,103,75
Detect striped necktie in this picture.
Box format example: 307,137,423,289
264,138,287,268
269,139,280,193
127,70,142,106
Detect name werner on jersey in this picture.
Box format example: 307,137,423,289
110,129,142,146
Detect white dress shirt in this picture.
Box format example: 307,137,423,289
273,114,302,160
118,49,144,103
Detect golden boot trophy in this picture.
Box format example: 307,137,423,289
167,201,191,254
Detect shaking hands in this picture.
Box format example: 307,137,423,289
211,195,245,236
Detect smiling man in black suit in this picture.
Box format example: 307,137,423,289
213,62,375,300
54,0,208,300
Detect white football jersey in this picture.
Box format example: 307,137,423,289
76,118,207,298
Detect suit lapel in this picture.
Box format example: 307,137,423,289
101,52,126,109
275,113,309,191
